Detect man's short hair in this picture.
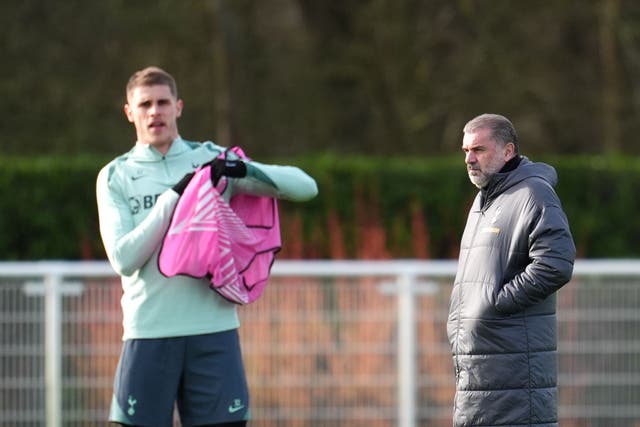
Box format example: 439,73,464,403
126,66,178,100
464,113,519,154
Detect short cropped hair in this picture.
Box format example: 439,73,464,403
126,66,178,99
463,113,519,154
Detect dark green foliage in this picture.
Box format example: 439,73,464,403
551,156,640,257
0,156,108,260
0,155,636,260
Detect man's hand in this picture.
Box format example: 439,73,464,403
206,158,247,186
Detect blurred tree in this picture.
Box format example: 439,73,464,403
600,0,622,153
208,0,234,146
1,0,639,156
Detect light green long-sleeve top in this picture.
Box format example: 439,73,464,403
96,138,317,340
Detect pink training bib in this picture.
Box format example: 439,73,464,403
158,151,281,305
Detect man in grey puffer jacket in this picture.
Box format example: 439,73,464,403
447,113,575,426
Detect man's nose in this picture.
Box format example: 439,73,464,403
465,152,476,163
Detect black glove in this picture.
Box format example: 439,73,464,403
172,172,195,195
206,158,247,186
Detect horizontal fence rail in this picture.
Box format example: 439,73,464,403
1,260,639,427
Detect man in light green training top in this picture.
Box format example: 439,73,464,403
97,66,318,427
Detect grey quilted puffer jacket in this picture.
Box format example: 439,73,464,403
447,158,575,427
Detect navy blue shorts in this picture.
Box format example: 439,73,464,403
109,329,250,427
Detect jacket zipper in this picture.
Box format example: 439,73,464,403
454,203,484,380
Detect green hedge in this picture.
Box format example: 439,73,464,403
0,155,637,260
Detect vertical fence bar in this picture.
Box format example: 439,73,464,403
397,272,416,427
44,273,62,427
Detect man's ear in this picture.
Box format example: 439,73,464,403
176,99,184,118
124,104,134,123
504,142,516,160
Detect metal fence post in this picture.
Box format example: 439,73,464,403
397,272,416,427
44,273,62,427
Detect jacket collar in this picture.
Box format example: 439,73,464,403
499,155,522,174
479,156,521,204
478,156,557,209
129,137,189,161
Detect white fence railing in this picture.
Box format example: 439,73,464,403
1,259,640,427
